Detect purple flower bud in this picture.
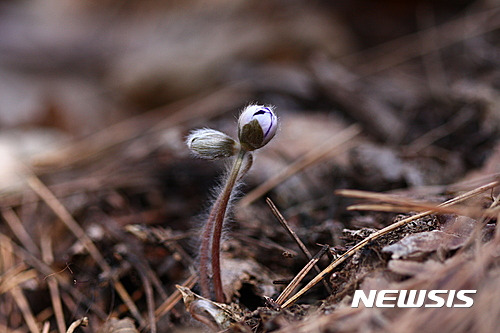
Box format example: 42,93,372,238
238,105,277,150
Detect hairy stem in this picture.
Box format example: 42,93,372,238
199,195,220,298
210,149,246,302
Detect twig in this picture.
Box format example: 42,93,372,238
124,249,160,333
336,188,433,205
234,233,298,257
41,322,50,333
155,273,198,319
275,245,329,305
447,173,500,193
281,179,499,307
346,203,499,219
338,188,500,219
0,265,37,295
66,317,88,333
136,268,156,333
0,232,108,320
266,198,331,294
26,174,145,326
10,285,39,333
40,234,66,333
266,198,312,259
125,224,195,268
1,208,40,256
1,236,39,333
27,175,107,266
131,253,169,301
239,124,361,207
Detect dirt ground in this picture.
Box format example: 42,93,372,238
0,1,499,332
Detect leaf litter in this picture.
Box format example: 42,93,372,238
0,1,499,332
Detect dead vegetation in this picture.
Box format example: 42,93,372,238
0,0,499,332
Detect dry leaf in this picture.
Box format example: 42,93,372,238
221,257,278,302
382,230,466,259
97,317,138,333
177,285,245,331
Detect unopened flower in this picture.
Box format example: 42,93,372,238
184,103,277,305
238,105,277,151
186,129,238,159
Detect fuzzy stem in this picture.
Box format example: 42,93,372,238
211,149,246,302
199,195,220,298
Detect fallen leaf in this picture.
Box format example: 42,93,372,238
97,317,138,333
382,230,466,259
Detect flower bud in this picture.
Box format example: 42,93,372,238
186,129,238,159
238,105,277,150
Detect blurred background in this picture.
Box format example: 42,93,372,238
0,0,499,332
0,0,498,193
0,0,497,132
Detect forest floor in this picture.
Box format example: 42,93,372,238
0,1,499,332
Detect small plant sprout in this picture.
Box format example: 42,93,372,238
186,104,277,303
